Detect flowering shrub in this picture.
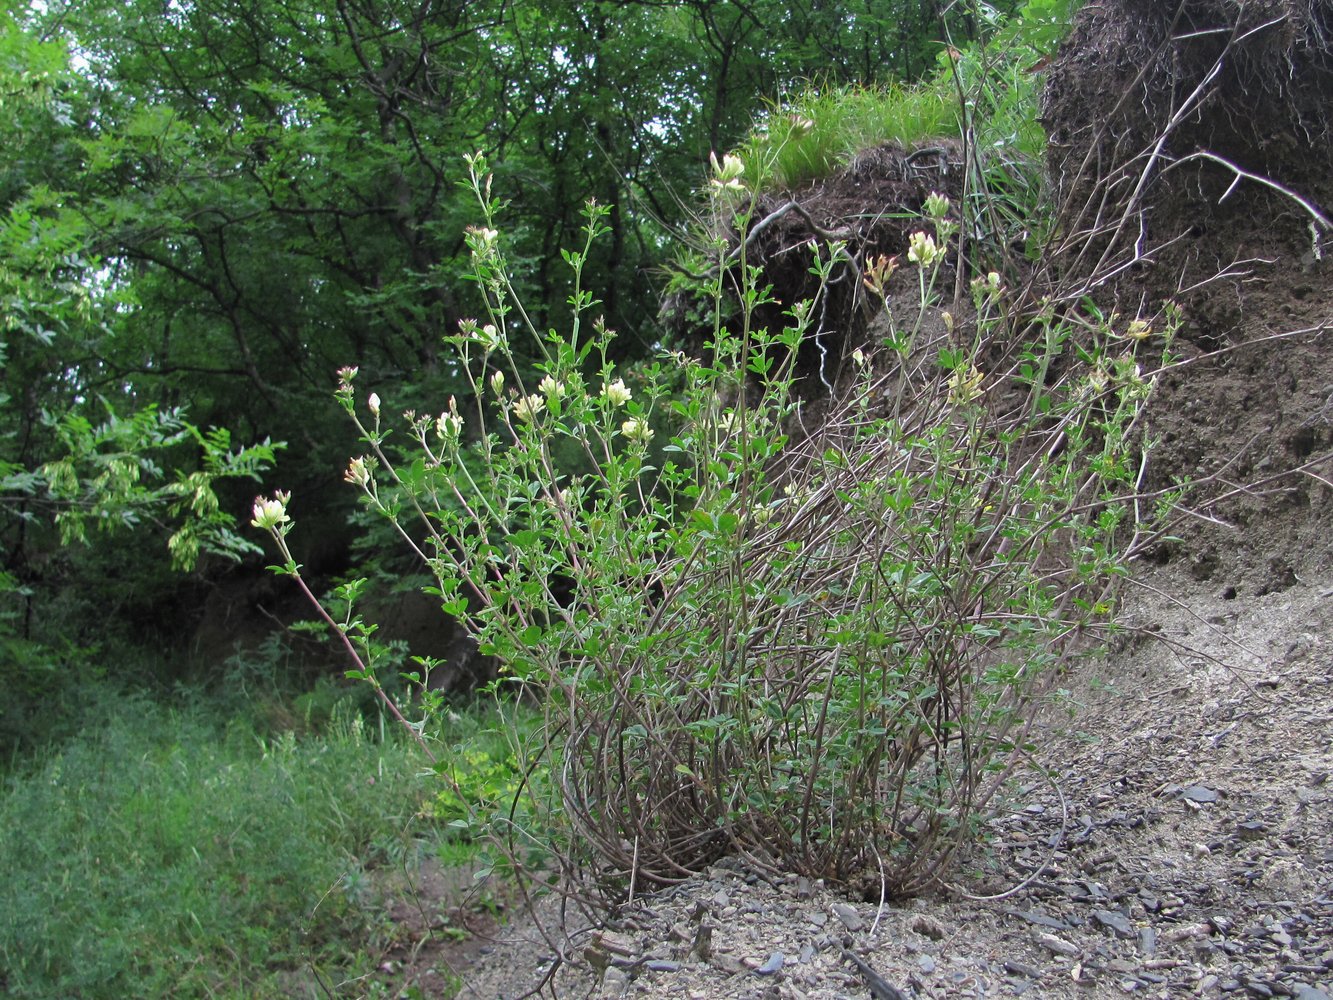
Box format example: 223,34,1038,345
254,154,1171,901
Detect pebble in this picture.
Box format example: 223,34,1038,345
756,952,784,975
1093,908,1136,939
1035,931,1081,957
1139,927,1158,956
1008,907,1071,930
832,903,864,932
1004,959,1043,979
597,966,630,998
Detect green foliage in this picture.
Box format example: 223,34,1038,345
736,81,962,191
732,0,1079,193
0,687,437,999
256,151,1170,901
421,704,537,847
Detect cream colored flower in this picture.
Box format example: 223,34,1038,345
907,231,942,268
512,393,546,423
947,365,985,405
490,370,505,395
477,324,504,352
537,375,566,399
367,392,381,417
1124,319,1152,341
621,417,654,443
708,151,746,193
435,398,463,440
344,457,371,487
602,378,632,407
250,491,291,530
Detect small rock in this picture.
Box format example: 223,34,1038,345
1034,931,1081,957
1181,785,1220,804
597,966,630,998
798,943,815,964
1293,986,1331,1000
756,952,784,976
644,959,681,973
1162,922,1212,942
1093,909,1136,939
910,914,947,940
1139,927,1158,957
832,903,864,932
595,930,638,957
712,954,747,975
795,876,812,900
918,955,937,974
1008,908,1071,930
1004,959,1043,979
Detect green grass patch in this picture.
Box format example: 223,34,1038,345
731,0,1078,193
0,689,443,998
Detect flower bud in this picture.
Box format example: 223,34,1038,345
923,191,951,220
344,457,371,487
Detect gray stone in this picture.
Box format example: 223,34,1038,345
756,952,784,975
832,903,864,932
1004,959,1043,980
1138,927,1158,956
597,966,630,998
1093,908,1136,939
1034,931,1081,957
